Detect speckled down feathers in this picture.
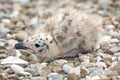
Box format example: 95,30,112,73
23,8,103,60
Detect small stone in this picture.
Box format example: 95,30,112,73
114,52,120,56
112,76,120,80
1,56,29,65
54,59,67,65
0,27,10,35
105,25,115,31
38,62,48,70
110,38,119,43
30,17,38,26
68,73,78,80
69,66,81,76
2,19,11,24
47,73,64,80
91,75,101,80
107,70,119,77
15,31,28,41
63,64,73,74
19,0,30,4
112,56,117,61
109,31,119,37
100,35,111,43
90,69,107,77
7,39,18,46
110,46,120,53
96,62,107,68
81,58,90,67
6,34,15,39
81,67,89,77
30,76,47,80
11,64,31,75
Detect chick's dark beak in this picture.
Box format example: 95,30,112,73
15,42,29,49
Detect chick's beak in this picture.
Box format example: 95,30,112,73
14,42,29,49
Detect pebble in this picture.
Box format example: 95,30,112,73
54,59,67,65
109,46,120,53
15,31,28,41
105,25,115,31
109,31,119,37
19,0,30,4
90,69,107,77
91,75,101,80
10,64,31,75
81,58,90,67
0,27,10,35
47,73,64,80
69,66,81,76
110,38,119,43
1,56,29,65
68,73,78,80
7,39,18,46
30,76,47,80
2,19,11,24
100,35,111,43
112,56,117,61
63,64,73,74
38,62,48,70
30,17,38,26
96,62,107,68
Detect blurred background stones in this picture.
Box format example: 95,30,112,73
0,0,120,80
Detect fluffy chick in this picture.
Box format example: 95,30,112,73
15,8,104,61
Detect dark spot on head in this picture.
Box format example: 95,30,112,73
64,13,69,16
43,43,49,50
50,40,53,43
76,31,81,36
40,38,42,40
35,43,40,48
56,36,65,42
46,38,48,40
62,26,68,33
26,40,29,42
68,19,72,25
38,41,41,43
39,49,43,52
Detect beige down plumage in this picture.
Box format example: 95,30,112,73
15,8,104,61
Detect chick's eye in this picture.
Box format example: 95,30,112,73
35,43,40,48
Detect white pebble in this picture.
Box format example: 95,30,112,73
11,64,24,74
38,62,48,70
81,58,90,67
30,17,38,25
54,59,67,65
69,66,81,76
47,73,63,80
1,56,29,65
2,19,11,23
100,35,111,42
110,38,119,43
92,75,101,80
15,50,22,58
105,25,115,31
96,62,107,68
11,64,31,75
19,0,30,3
63,64,73,73
112,56,117,61
109,31,119,37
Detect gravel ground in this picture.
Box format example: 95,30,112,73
0,0,120,80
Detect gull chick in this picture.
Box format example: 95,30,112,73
15,9,103,61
